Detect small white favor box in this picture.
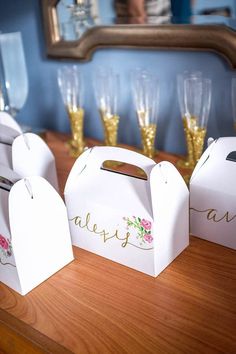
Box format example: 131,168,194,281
12,132,59,191
0,165,74,295
190,137,236,249
64,146,189,277
0,125,59,191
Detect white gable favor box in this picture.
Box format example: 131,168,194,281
190,137,236,250
0,165,74,295
0,126,59,191
65,146,189,277
12,132,59,191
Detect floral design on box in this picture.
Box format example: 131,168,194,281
0,234,14,266
123,216,153,247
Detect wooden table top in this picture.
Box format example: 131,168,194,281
0,131,236,354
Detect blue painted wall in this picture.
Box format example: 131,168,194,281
0,0,234,155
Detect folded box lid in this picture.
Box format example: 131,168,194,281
65,146,156,219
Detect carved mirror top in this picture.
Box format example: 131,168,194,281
42,0,236,67
56,0,236,41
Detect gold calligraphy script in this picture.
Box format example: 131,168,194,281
69,212,154,250
190,207,236,223
0,258,16,267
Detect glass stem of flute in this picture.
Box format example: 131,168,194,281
137,110,156,159
67,105,85,156
183,116,206,165
99,109,119,146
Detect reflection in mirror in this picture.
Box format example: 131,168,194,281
57,0,97,40
42,0,236,64
56,0,236,41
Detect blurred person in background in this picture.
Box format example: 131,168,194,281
115,0,172,24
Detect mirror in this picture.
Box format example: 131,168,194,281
42,0,236,67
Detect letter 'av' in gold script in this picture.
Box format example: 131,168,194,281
190,207,236,223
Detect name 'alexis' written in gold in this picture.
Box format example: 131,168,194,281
70,212,131,248
69,212,153,250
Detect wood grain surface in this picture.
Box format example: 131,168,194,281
0,308,72,353
0,131,235,354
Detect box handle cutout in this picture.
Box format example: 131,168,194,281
226,151,236,162
101,161,147,180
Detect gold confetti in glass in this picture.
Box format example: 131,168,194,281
57,65,85,157
177,71,202,169
131,69,159,159
183,77,212,169
93,68,120,148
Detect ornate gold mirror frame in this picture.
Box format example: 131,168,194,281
42,0,236,67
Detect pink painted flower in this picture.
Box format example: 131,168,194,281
0,235,9,250
144,234,153,243
141,219,152,230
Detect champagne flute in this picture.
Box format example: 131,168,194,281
57,65,85,157
93,67,120,147
184,76,212,166
0,32,28,119
177,71,202,169
131,69,159,159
